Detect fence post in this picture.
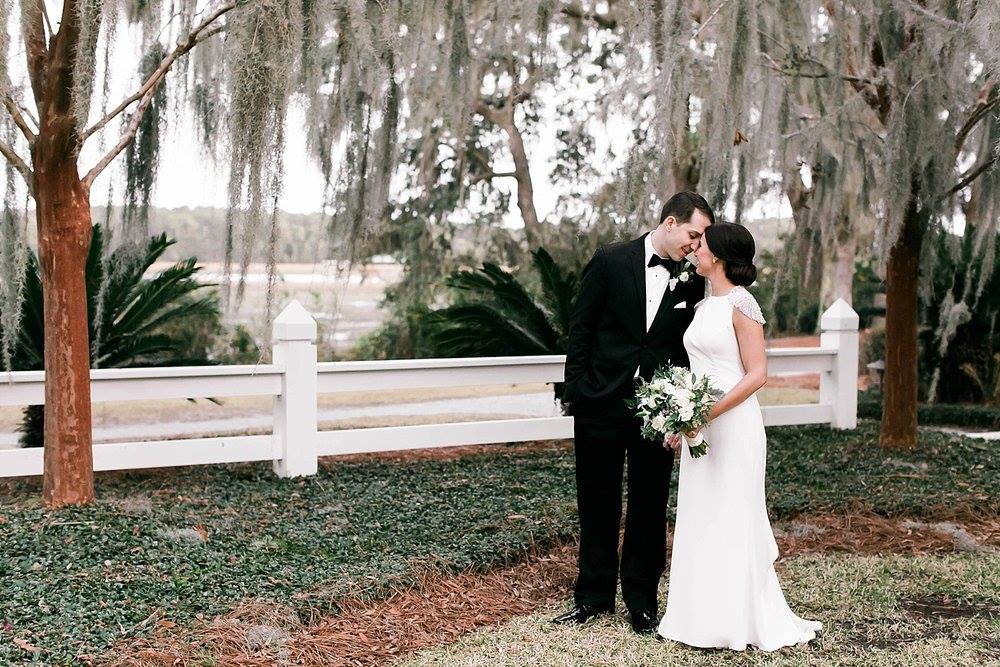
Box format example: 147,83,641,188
819,298,860,429
272,300,318,477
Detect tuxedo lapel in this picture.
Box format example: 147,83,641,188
629,235,647,336
647,279,687,334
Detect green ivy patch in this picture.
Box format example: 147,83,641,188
858,394,1000,430
0,423,996,663
764,422,999,518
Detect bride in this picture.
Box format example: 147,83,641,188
657,222,822,651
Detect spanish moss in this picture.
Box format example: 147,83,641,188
0,122,27,373
222,0,301,311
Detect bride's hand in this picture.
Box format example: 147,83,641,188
684,426,703,440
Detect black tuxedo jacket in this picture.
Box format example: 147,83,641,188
563,233,706,410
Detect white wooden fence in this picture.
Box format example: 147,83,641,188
0,299,859,479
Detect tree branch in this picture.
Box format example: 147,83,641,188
955,90,998,153
942,154,999,200
46,0,85,116
560,2,617,29
469,170,517,185
693,0,732,39
81,81,156,188
81,4,233,143
1,84,37,144
19,0,48,107
40,0,54,38
81,16,228,186
0,139,34,192
762,50,892,123
760,53,878,88
902,0,963,29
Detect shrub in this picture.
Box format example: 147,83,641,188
858,391,1000,429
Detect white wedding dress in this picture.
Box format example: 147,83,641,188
657,286,822,651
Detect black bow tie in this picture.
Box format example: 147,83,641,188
648,254,681,272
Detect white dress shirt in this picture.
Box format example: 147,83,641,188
635,232,673,377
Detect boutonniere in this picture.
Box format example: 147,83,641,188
668,261,695,291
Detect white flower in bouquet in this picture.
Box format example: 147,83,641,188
652,378,671,392
628,364,724,459
675,388,694,404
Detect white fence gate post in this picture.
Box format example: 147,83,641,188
272,300,318,477
819,298,860,429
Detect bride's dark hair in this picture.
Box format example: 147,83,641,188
704,223,758,287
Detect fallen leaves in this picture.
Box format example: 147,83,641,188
13,638,42,653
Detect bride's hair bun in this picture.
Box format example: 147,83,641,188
726,260,757,287
704,223,758,287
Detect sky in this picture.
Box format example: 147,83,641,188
89,99,793,223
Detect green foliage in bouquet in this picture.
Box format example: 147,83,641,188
629,365,723,457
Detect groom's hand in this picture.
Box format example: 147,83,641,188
664,433,682,450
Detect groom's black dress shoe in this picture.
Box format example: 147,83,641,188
629,609,658,635
552,603,614,625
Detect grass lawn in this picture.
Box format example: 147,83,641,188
402,553,1000,666
0,422,997,664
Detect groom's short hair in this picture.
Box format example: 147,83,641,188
658,192,716,227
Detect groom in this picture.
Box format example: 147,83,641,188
556,191,714,634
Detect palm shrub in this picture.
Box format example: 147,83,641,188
0,225,219,447
918,231,1000,404
428,247,577,401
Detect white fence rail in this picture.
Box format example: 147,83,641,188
0,299,859,479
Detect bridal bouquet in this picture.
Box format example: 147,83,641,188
629,365,723,458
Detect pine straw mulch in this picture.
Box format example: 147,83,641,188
105,513,1000,667
772,513,1000,556
106,544,577,667
322,438,568,466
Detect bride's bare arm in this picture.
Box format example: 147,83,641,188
704,309,768,422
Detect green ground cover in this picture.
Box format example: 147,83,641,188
0,422,997,664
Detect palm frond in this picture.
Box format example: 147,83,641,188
99,333,179,368
111,258,213,336
117,296,219,347
429,304,556,356
94,231,176,329
446,262,560,350
429,248,577,358
531,247,577,339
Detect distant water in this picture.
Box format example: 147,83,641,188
0,392,560,448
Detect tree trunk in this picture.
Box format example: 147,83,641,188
33,137,95,506
880,190,923,451
785,173,816,281
819,216,856,309
669,123,700,194
498,117,543,248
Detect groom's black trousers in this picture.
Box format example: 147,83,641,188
572,396,674,615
